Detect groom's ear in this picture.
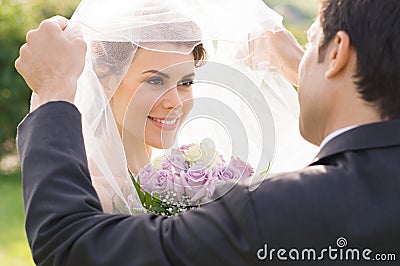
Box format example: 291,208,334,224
325,31,353,79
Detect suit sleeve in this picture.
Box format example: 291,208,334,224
17,102,261,266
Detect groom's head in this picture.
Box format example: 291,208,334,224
298,0,400,146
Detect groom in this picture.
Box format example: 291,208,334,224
15,0,400,265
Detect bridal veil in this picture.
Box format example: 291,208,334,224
61,0,317,214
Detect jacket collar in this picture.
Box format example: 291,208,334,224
311,120,400,165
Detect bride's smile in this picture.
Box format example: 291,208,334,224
147,115,182,130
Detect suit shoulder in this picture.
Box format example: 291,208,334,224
246,164,342,193
248,164,350,220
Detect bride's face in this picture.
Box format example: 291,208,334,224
111,48,195,149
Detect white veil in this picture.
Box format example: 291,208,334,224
63,0,317,214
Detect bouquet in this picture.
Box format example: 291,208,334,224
131,139,254,216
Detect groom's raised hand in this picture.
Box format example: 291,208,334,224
263,29,304,87
15,16,86,107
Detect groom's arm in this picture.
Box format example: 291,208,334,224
17,101,260,266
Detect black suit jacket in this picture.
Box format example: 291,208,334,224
17,102,400,265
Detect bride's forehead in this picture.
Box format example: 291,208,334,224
133,48,195,70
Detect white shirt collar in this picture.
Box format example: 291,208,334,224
320,126,357,148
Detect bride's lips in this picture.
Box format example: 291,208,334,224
147,116,181,131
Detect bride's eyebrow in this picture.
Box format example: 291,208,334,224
141,70,170,79
181,73,195,79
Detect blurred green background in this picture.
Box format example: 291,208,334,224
0,0,316,265
0,1,80,265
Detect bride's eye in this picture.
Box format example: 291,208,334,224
177,79,194,88
146,76,164,85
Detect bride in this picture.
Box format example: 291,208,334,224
46,0,317,214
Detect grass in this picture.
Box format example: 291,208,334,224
0,171,35,266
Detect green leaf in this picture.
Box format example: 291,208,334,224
259,162,271,175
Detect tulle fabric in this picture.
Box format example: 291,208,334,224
56,0,318,214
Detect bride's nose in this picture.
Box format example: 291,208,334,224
161,87,184,109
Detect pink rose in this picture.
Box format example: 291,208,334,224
152,170,176,194
138,164,159,192
185,167,211,187
229,157,254,179
164,150,187,172
183,167,212,197
213,165,240,181
179,144,194,151
138,165,174,195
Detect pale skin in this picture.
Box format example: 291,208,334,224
15,16,382,148
15,16,86,105
110,49,195,173
260,29,305,86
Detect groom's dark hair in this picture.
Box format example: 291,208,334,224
318,0,400,119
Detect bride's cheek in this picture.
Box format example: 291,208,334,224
183,93,194,111
144,97,161,115
179,88,193,104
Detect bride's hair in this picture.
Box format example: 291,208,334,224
90,41,206,80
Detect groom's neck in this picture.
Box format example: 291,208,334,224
319,96,383,147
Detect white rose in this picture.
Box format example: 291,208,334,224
184,144,203,162
199,139,220,168
152,155,166,170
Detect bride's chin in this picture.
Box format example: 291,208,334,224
145,137,176,150
148,143,173,150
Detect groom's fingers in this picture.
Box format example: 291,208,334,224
15,43,31,80
263,29,304,86
25,16,68,44
25,18,66,50
37,19,64,38
25,30,37,44
71,37,87,55
15,14,86,104
47,15,69,31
